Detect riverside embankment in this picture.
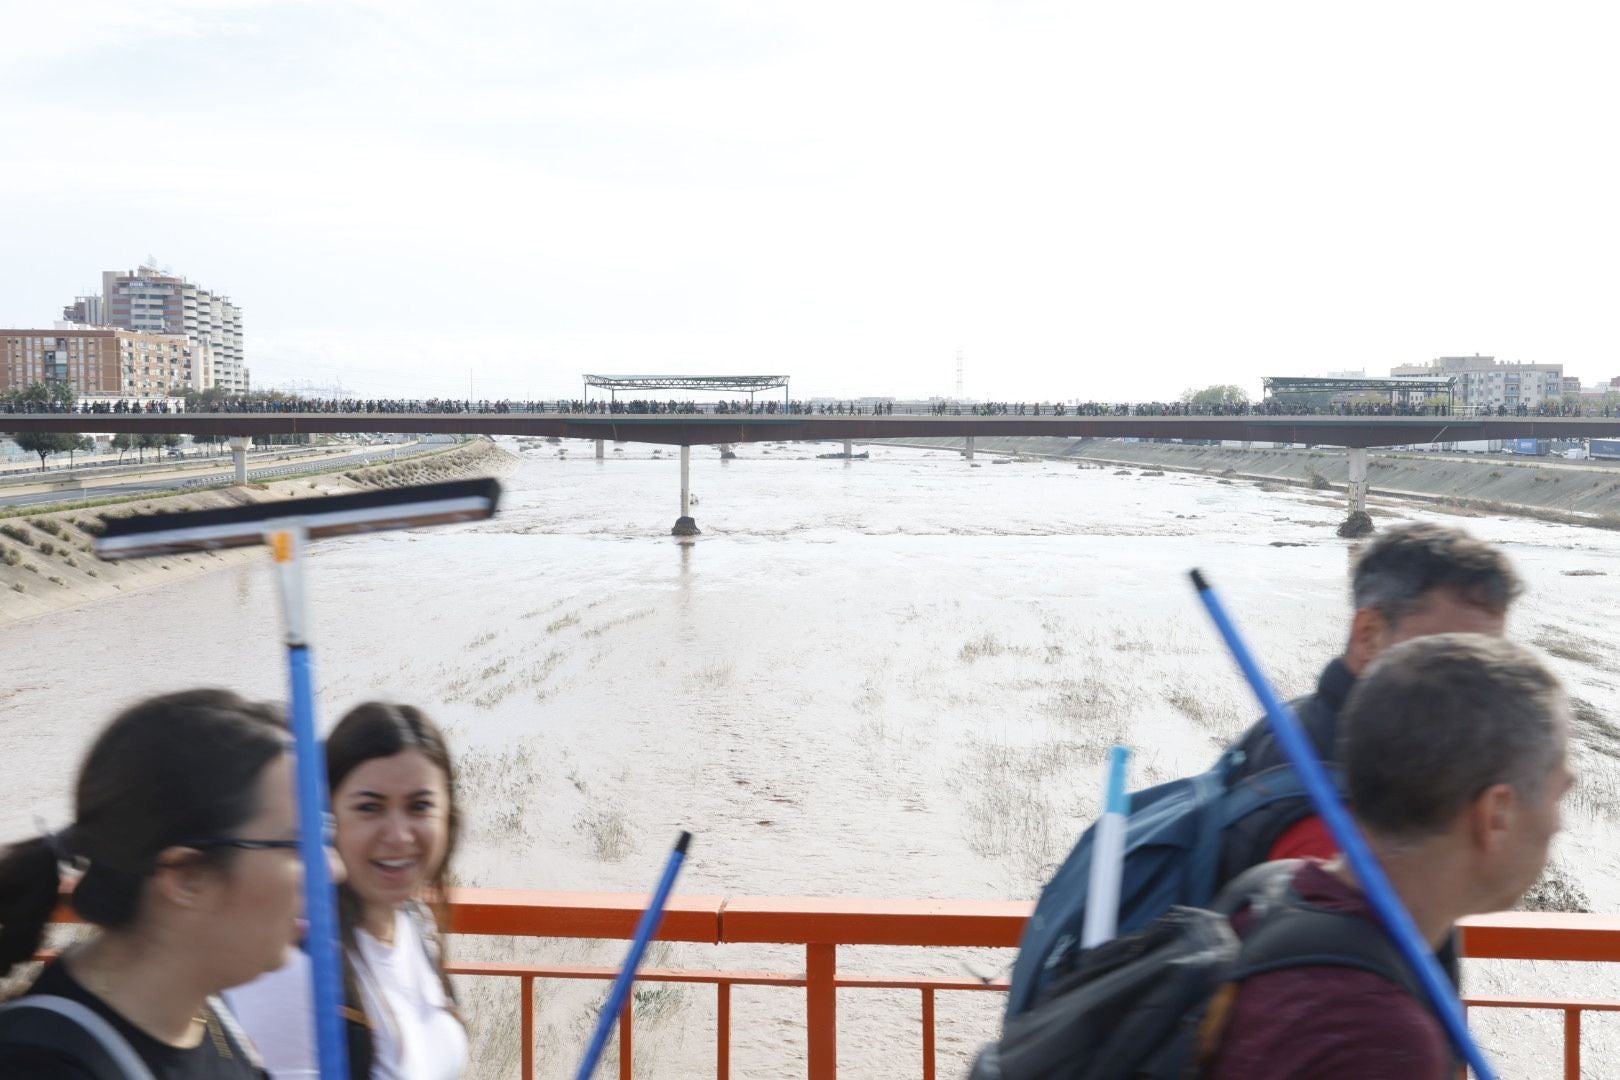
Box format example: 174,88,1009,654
0,438,513,626
876,436,1620,524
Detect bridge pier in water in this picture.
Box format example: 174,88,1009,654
229,437,251,484
671,444,700,536
843,439,853,457
963,435,975,462
595,439,605,459
1347,447,1368,514
1336,446,1375,536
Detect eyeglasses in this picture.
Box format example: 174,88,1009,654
178,816,337,853
184,838,306,852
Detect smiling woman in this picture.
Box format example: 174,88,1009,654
225,703,466,1080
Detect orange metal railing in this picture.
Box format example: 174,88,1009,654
46,890,1620,1078
439,888,1620,1080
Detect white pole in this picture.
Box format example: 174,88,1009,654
1081,747,1131,948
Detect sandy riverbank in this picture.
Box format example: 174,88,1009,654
0,440,514,627
875,436,1620,524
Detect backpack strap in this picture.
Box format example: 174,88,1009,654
1189,863,1429,1074
205,995,265,1069
1219,863,1423,1000
1183,764,1240,910
1231,896,1423,999
0,994,156,1080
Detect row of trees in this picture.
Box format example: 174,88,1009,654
3,381,192,471
1181,384,1250,406
4,383,90,471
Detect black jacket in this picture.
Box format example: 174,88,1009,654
1216,657,1355,887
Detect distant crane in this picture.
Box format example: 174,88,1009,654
955,351,964,398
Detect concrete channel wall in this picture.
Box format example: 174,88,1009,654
874,437,1620,520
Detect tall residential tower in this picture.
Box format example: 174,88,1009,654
89,264,248,393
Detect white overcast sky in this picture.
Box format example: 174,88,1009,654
3,1,1619,400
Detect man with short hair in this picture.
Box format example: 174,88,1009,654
1207,634,1574,1078
1219,522,1524,881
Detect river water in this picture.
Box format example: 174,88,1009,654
4,439,1619,1077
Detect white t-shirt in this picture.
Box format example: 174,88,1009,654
226,908,468,1080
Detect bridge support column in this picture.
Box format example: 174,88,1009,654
1338,447,1375,537
964,436,975,462
595,439,604,460
229,437,251,484
672,444,700,536
843,439,853,458
1347,447,1368,514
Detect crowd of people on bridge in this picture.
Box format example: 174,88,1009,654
5,392,1620,419
0,398,185,415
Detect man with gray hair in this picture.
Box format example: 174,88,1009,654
1218,521,1524,879
1207,633,1574,1078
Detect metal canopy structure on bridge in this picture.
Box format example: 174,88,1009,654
1263,375,1457,409
582,373,790,406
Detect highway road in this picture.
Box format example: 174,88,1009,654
0,440,452,510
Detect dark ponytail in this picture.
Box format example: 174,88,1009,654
0,688,287,981
0,838,64,973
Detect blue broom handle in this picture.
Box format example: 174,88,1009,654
1190,570,1496,1080
287,645,350,1080
575,832,692,1080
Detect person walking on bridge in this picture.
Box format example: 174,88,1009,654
0,689,319,1079
1207,634,1573,1079
1215,522,1523,884
227,702,466,1080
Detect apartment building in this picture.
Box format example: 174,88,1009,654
0,328,204,396
61,295,104,325
96,265,248,393
1389,355,1564,409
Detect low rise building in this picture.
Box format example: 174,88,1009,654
1389,355,1563,410
0,328,205,397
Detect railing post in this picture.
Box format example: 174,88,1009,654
1457,1004,1469,1080
806,943,837,1080
717,982,731,1080
921,988,935,1080
619,999,634,1080
521,975,535,1080
1565,1008,1581,1080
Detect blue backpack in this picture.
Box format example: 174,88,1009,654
1003,750,1343,1018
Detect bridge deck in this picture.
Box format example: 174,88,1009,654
7,412,1620,448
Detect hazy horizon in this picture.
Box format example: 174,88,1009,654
6,2,1620,400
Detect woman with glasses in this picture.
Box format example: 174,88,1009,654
227,702,467,1079
0,688,328,1078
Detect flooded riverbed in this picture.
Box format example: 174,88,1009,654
4,440,1619,1077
